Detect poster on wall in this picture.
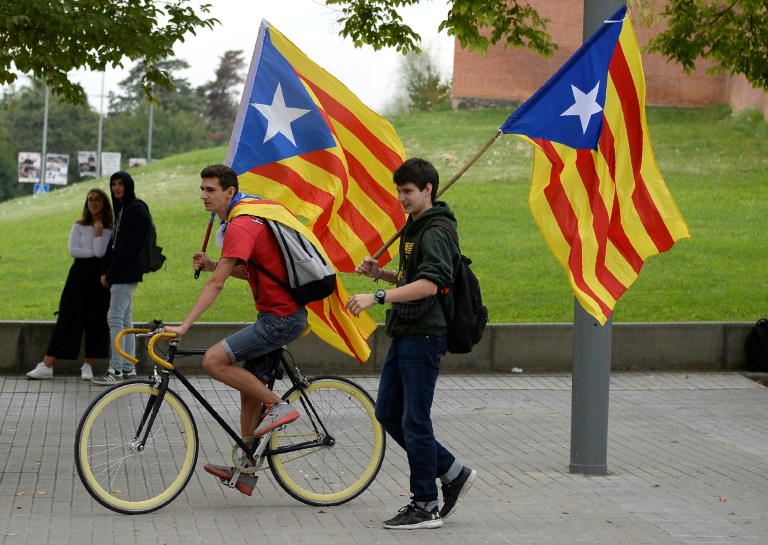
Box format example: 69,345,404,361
18,152,42,183
101,152,121,176
128,158,147,168
46,154,69,185
78,151,98,177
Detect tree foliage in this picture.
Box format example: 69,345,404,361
109,59,206,116
643,0,768,90
400,46,452,112
198,50,246,145
0,0,217,105
330,0,768,91
327,0,557,57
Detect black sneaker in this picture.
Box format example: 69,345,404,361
383,502,442,530
440,466,477,519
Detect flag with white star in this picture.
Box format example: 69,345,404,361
501,5,690,325
226,20,406,273
224,20,408,362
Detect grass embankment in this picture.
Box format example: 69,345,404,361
1,106,766,324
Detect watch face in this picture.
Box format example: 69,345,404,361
375,289,386,304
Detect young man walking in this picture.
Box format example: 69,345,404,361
346,157,477,529
164,164,307,496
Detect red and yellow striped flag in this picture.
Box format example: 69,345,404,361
223,21,407,361
225,20,406,272
501,5,690,325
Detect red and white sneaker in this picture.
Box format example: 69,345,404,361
254,402,299,438
203,464,258,496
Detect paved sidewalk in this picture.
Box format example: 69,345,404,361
1,371,768,545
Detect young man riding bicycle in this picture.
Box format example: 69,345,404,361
164,164,307,495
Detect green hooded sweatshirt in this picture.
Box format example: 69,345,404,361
384,201,461,338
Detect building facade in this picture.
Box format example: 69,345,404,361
451,0,767,116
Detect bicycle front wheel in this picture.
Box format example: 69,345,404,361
268,376,385,506
75,380,199,514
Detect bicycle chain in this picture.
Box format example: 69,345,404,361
230,432,326,473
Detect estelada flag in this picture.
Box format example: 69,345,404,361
225,20,406,273
222,21,408,362
501,5,690,324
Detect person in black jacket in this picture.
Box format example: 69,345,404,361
93,171,151,385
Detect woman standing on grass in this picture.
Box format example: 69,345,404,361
27,188,114,380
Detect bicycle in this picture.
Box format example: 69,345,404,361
74,321,386,515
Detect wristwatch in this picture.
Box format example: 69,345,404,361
374,289,387,305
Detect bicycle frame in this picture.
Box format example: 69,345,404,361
116,328,334,461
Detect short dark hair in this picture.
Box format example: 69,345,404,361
201,164,239,192
393,158,439,203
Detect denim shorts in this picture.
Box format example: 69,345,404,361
221,307,308,364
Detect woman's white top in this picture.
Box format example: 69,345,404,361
68,223,113,259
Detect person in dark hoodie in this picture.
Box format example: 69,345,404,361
346,158,477,530
93,171,152,385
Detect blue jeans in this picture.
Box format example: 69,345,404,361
221,308,308,363
375,334,457,503
107,283,137,373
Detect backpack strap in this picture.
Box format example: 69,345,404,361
424,219,460,327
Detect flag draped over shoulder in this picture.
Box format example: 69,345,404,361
225,20,407,273
500,5,690,325
227,197,377,363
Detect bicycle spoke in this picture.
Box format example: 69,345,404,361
269,377,385,506
75,382,198,514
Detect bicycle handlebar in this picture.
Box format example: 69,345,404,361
115,328,178,370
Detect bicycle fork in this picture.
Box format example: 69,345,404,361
131,372,170,452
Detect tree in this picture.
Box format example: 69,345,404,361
103,103,209,162
396,45,452,112
643,0,768,90
329,0,768,91
109,59,207,116
327,0,557,56
0,0,217,105
1,79,100,196
198,50,246,145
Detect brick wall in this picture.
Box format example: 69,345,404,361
452,0,767,116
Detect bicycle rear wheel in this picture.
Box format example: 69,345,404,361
75,380,199,514
268,376,385,506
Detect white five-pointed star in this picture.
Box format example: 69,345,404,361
253,83,310,146
560,82,603,134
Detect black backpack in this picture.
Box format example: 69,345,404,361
138,202,166,274
428,220,488,354
744,319,768,372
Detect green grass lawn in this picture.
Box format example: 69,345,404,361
1,106,766,324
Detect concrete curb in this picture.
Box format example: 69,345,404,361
1,320,757,376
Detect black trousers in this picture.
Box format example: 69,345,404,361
46,258,111,360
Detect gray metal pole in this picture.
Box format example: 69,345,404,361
147,102,153,163
568,0,623,476
97,72,105,178
41,86,49,186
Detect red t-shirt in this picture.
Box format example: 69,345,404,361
221,215,299,316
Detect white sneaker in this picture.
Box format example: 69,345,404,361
26,362,53,380
80,364,93,381
123,369,137,379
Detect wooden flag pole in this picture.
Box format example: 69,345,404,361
371,129,502,260
194,212,216,279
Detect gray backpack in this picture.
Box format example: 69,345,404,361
251,220,336,305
